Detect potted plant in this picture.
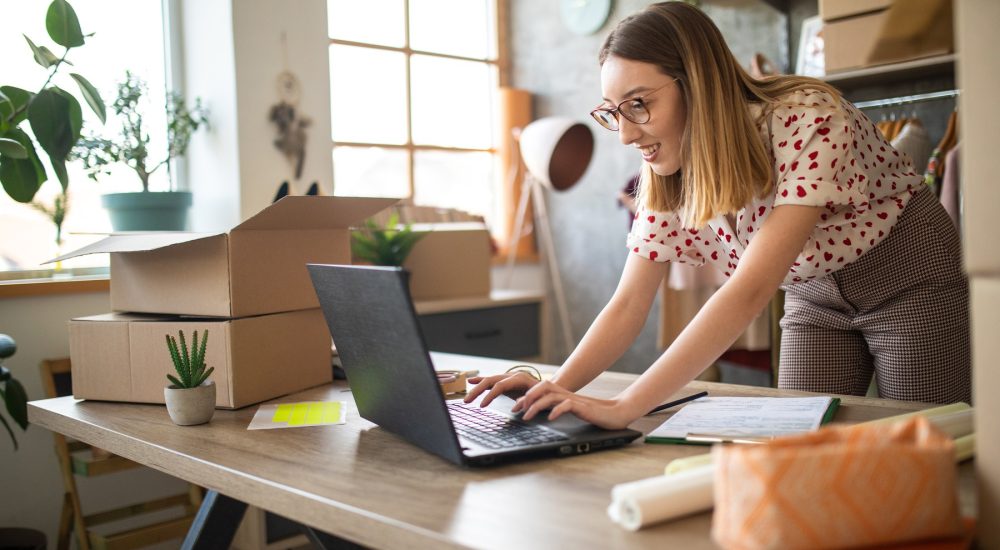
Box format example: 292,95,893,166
71,71,208,231
0,0,105,205
163,329,215,426
0,334,28,450
350,212,425,266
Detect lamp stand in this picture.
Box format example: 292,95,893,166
504,172,575,358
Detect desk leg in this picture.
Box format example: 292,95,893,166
303,526,365,549
181,490,248,550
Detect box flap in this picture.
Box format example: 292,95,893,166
232,196,398,232
48,232,221,263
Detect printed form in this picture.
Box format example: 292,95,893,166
648,396,837,439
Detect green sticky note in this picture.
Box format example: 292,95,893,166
273,404,293,423
288,403,309,426
322,402,341,423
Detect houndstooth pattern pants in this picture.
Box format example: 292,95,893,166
779,187,971,404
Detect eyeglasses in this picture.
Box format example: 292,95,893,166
590,78,678,131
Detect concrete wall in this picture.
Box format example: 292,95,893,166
509,0,786,372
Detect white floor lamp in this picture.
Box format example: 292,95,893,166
505,117,594,358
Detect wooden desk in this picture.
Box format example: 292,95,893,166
28,353,974,549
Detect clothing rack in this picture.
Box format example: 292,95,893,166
854,89,960,110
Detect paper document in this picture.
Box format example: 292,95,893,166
248,401,347,430
647,396,837,441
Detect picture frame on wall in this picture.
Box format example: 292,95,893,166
797,15,825,77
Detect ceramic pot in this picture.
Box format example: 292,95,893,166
102,191,193,231
164,381,216,426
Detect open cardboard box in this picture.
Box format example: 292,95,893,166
52,196,398,317
403,222,492,301
68,309,332,408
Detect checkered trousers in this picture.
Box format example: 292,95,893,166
779,186,971,404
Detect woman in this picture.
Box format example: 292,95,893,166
466,2,970,429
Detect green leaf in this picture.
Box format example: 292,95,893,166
0,86,33,127
46,0,85,48
4,378,29,431
194,367,214,388
166,374,183,389
0,413,17,451
29,87,81,164
23,35,53,69
51,158,69,191
0,138,28,159
69,73,105,124
0,128,47,203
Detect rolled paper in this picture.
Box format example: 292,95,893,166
664,452,713,475
861,402,970,428
954,434,975,462
608,464,714,531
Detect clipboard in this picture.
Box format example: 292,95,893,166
645,396,841,446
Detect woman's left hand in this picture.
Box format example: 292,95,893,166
513,380,636,430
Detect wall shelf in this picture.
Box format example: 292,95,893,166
821,53,956,89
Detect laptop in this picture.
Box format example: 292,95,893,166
307,264,642,466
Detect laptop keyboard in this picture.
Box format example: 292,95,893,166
447,402,570,449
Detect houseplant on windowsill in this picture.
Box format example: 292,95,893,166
71,71,208,231
163,329,215,426
0,0,105,206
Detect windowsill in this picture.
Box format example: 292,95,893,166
0,267,110,299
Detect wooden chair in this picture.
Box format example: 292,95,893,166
39,358,202,550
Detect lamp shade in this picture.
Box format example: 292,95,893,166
518,117,594,191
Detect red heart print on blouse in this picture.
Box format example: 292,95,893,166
649,251,658,260
824,252,833,261
817,127,830,136
796,185,807,197
808,151,819,160
794,140,803,150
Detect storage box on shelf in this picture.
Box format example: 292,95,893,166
821,0,953,74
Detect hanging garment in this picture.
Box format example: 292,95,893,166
886,117,908,141
940,143,961,229
891,119,933,175
924,110,959,193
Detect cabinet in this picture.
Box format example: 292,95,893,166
414,290,545,361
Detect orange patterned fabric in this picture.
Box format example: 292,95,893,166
711,417,963,549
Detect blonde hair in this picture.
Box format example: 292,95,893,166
600,2,844,227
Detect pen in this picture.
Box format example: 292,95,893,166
684,433,773,445
645,390,708,416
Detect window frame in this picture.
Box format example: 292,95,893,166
328,0,509,204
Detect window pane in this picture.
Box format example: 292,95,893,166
411,55,495,149
413,150,495,224
327,0,405,48
333,146,409,198
0,0,166,272
330,45,408,145
410,0,496,59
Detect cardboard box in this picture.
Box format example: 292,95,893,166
403,222,491,301
53,196,397,317
823,0,953,73
819,0,892,21
68,309,332,408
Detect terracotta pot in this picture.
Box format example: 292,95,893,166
164,381,216,426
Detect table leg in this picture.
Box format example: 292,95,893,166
180,490,248,550
303,526,366,549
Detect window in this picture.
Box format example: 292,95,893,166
0,0,169,274
327,0,502,227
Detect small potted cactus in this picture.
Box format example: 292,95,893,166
163,330,216,426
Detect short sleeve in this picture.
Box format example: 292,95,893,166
625,207,703,266
770,91,863,209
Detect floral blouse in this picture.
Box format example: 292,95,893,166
626,89,924,286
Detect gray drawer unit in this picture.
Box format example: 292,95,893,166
418,303,540,359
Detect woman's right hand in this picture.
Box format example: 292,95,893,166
463,372,541,408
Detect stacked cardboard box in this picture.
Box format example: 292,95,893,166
57,196,396,408
821,0,953,73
